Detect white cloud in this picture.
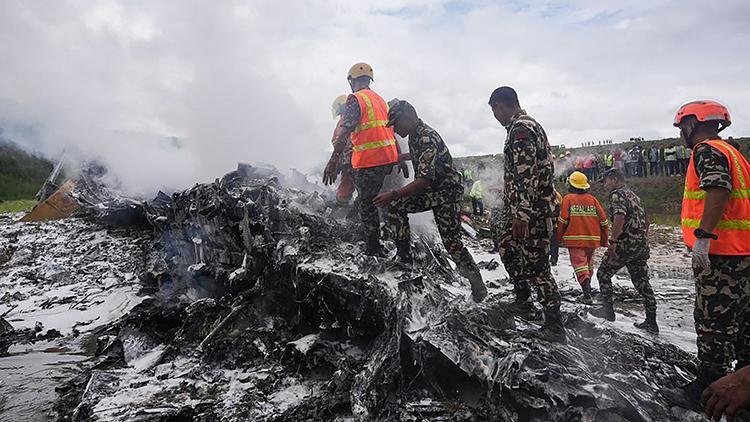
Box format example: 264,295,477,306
0,0,748,195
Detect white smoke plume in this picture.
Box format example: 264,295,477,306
3,0,750,199
0,2,323,198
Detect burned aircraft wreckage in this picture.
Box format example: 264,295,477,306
2,164,707,421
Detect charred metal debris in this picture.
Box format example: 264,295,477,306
40,164,701,421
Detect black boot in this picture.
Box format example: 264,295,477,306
538,309,567,343
394,240,413,265
468,271,488,303
634,311,659,334
458,265,488,303
589,301,615,321
507,291,532,314
506,295,544,321
579,278,593,305
661,367,725,411
363,234,385,257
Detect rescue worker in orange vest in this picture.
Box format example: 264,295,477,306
330,94,356,206
323,63,408,256
661,100,750,412
557,171,608,304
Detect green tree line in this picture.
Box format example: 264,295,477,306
0,140,53,200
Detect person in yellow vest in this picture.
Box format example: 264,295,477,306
323,63,407,256
661,100,750,411
469,179,484,216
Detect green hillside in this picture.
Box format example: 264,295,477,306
0,139,54,200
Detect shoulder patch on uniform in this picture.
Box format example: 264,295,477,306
513,129,530,141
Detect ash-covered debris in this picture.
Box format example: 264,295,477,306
42,164,704,421
0,209,154,420
70,164,150,227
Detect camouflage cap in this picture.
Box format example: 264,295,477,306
386,99,416,127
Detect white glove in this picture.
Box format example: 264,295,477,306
692,237,711,270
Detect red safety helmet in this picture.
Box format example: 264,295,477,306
673,100,731,132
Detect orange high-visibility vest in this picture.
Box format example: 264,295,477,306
350,89,398,169
682,139,750,255
557,193,609,248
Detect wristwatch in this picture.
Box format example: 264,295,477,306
694,228,718,240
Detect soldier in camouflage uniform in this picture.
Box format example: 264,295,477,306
489,204,504,253
590,168,658,333
373,99,488,302
662,101,750,411
488,86,565,342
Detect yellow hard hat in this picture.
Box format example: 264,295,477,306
568,171,590,190
348,62,374,81
331,94,348,119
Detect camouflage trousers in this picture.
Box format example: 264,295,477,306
497,222,561,312
489,206,503,248
388,192,479,273
694,255,750,373
352,165,392,241
596,239,656,313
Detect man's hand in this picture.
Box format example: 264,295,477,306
703,366,750,422
398,162,409,178
373,191,394,208
322,159,338,186
511,218,529,239
692,238,711,270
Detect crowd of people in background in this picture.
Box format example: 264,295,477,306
552,138,741,182
580,139,614,147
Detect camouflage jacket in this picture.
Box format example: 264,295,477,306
502,110,558,223
408,120,464,202
336,93,361,138
692,141,732,192
332,91,364,168
608,185,648,241
331,117,353,169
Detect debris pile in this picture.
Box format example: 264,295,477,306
3,165,705,421
0,213,152,420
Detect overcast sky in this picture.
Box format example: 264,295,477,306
1,0,749,194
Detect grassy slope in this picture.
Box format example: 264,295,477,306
0,199,38,213
0,139,54,201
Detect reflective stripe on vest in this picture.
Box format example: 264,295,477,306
681,139,750,255
350,89,399,169
352,139,396,152
355,120,388,133
563,235,602,241
573,265,591,274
